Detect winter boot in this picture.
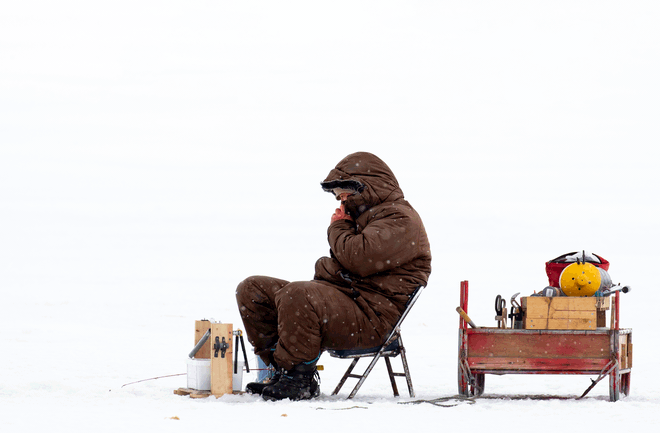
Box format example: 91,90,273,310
245,350,279,395
245,369,281,395
261,362,320,401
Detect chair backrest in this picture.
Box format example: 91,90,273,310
380,285,425,348
327,285,426,358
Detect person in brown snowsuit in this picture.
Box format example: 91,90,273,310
236,152,431,400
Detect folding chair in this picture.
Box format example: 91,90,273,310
327,285,425,399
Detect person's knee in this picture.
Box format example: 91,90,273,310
275,282,324,313
236,276,268,309
237,276,289,309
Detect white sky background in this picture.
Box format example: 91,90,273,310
1,1,659,322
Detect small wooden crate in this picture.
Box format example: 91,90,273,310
522,296,610,330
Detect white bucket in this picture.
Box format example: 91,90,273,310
233,361,244,391
187,358,211,391
186,358,244,392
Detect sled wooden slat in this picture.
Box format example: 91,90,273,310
467,357,610,371
466,330,611,359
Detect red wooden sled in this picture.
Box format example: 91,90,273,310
458,281,632,401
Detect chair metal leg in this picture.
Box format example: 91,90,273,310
384,357,400,397
399,343,415,397
347,350,386,399
332,358,360,395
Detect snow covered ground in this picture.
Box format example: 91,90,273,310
1,1,659,432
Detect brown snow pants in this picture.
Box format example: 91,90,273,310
236,276,397,370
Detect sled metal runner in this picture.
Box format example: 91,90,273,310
457,281,633,401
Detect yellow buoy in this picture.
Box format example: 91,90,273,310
559,262,602,297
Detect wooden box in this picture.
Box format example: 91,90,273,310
522,296,610,330
619,333,633,370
